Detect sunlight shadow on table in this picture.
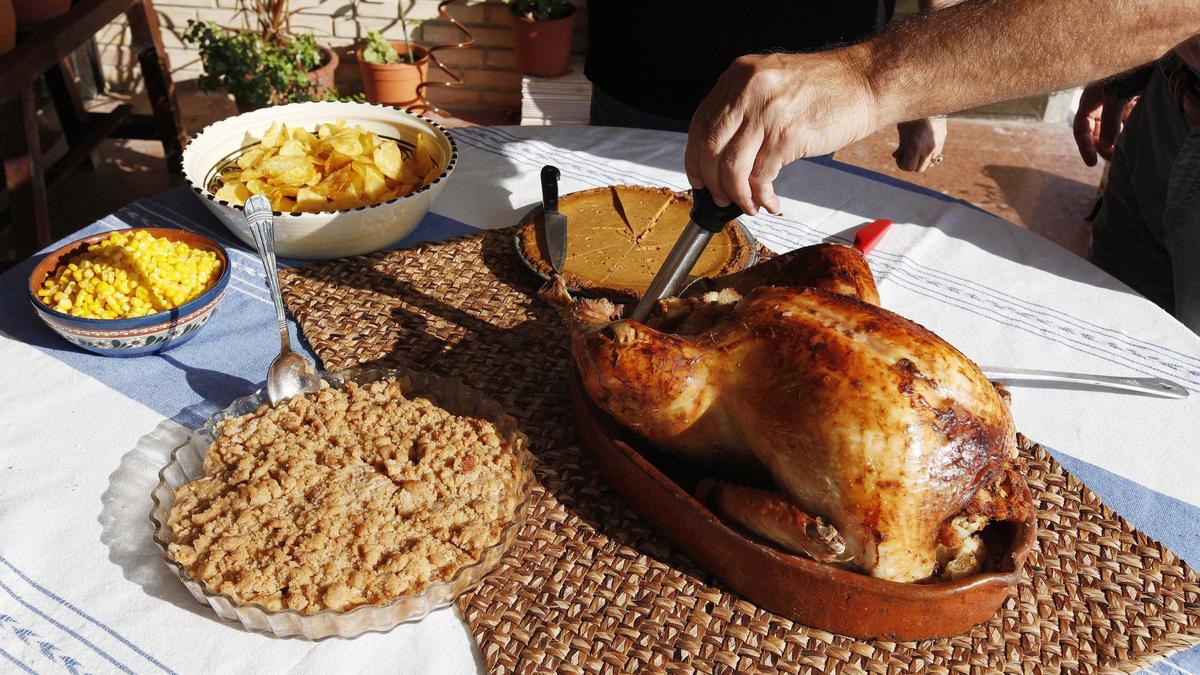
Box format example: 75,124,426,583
97,417,239,629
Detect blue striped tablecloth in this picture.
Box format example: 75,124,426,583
1,126,1197,674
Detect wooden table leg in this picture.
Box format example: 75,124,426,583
126,0,186,174
45,57,101,169
1,85,51,259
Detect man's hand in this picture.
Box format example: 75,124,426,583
684,52,878,216
1072,82,1137,166
894,117,948,172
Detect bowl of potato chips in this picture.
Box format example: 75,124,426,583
182,101,457,260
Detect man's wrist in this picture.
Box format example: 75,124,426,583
838,42,891,133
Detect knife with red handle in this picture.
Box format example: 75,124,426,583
853,218,892,254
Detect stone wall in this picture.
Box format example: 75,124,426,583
96,0,588,116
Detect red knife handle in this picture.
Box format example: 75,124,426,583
854,219,892,254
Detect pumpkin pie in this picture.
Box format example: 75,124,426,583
517,185,755,300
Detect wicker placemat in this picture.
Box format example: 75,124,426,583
279,228,1200,674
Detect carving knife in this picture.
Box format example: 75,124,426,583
629,188,744,323
541,165,568,273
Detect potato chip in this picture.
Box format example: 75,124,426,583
237,147,268,171
373,141,403,180
357,163,387,198
261,122,284,148
291,127,318,146
315,163,360,200
260,155,315,187
328,130,363,156
296,187,327,211
413,133,435,177
214,121,433,213
215,181,251,204
400,160,423,187
245,178,270,195
325,150,355,174
278,139,309,157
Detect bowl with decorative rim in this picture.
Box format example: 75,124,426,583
182,101,458,260
149,366,534,640
27,227,230,357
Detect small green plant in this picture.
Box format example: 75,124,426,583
509,0,572,21
362,31,402,65
183,20,339,108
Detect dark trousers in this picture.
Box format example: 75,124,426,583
1091,57,1200,335
589,86,692,133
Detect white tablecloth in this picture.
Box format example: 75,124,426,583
1,126,1197,675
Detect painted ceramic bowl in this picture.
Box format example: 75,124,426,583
182,101,458,260
27,228,230,357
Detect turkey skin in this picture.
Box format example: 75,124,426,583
548,243,1031,583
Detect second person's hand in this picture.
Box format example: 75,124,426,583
684,51,879,216
894,117,947,173
1073,82,1137,166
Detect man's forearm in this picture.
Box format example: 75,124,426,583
848,0,1198,127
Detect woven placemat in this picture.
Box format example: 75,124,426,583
279,228,1200,674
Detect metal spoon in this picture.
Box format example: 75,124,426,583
244,195,321,404
982,365,1189,399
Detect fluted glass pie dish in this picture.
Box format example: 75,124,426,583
149,366,533,640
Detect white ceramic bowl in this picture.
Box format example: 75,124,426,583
182,101,458,260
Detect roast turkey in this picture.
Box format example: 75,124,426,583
546,243,1031,583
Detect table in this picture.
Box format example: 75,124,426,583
0,125,1197,674
0,0,186,261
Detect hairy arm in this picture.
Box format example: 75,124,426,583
686,0,1200,214
856,0,1197,128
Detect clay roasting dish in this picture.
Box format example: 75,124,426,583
552,243,1038,640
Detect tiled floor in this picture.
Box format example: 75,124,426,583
835,119,1105,258
18,90,1102,260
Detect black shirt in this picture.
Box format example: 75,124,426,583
585,2,896,121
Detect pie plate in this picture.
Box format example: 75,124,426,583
150,366,534,640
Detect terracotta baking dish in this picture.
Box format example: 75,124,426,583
570,371,1037,641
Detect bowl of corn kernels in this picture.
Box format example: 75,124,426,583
27,228,230,356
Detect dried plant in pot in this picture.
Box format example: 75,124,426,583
183,0,346,112
357,31,430,109
508,0,575,77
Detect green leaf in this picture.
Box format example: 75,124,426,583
182,20,337,108
362,31,401,65
508,0,572,21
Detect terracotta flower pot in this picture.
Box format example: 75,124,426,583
234,42,340,113
357,42,429,109
12,0,69,24
510,4,575,78
307,43,339,97
1,0,17,55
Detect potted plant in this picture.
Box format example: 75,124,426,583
508,0,575,78
357,29,429,109
183,0,341,111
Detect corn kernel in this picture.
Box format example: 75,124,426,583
37,230,222,320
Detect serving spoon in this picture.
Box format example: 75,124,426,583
244,195,321,404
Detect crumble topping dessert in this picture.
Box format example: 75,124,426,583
166,378,526,614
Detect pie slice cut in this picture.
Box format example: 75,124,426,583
517,185,755,300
